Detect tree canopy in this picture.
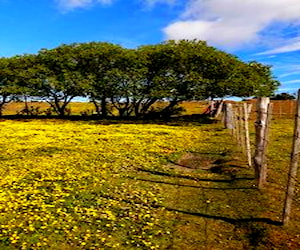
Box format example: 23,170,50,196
271,92,296,100
0,40,280,117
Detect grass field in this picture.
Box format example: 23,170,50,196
0,114,299,248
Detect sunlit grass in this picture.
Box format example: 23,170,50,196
0,119,223,249
0,117,299,249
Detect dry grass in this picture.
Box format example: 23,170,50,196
2,101,209,116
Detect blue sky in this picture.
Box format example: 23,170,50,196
1,0,300,94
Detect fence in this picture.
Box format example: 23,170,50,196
226,100,297,120
223,97,300,226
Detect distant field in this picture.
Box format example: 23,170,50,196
2,102,95,116
2,100,297,119
2,101,209,116
0,117,299,249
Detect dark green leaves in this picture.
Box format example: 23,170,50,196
0,40,279,117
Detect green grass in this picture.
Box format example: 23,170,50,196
0,117,299,249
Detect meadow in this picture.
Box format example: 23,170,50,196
0,102,299,249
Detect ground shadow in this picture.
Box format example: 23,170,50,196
127,176,256,190
137,168,234,183
163,207,283,226
1,114,214,126
98,192,282,227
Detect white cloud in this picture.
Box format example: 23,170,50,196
278,87,298,92
279,71,300,78
256,40,300,55
163,0,300,49
57,0,174,11
56,0,112,11
144,0,176,6
283,79,300,85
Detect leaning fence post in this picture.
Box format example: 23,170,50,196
215,100,224,119
253,97,270,189
282,89,300,225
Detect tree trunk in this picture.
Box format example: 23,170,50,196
134,100,142,118
215,100,224,118
161,98,179,117
101,97,107,118
0,96,8,117
91,98,101,116
141,97,158,116
0,104,4,117
24,95,29,116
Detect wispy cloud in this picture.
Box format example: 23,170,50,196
144,0,176,7
283,79,300,85
56,0,113,11
163,0,300,49
279,71,300,78
278,87,298,92
56,0,175,11
256,39,300,55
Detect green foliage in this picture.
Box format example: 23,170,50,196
0,57,28,116
72,42,125,117
0,40,280,117
31,45,90,116
271,92,296,100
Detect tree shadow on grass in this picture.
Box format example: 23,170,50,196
98,192,282,227
162,207,282,226
2,114,214,125
127,176,256,190
137,168,234,183
137,168,254,183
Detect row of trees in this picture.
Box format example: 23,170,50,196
0,40,279,117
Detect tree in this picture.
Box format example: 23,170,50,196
27,45,89,117
73,42,125,117
136,40,279,117
0,56,29,116
0,40,279,118
135,40,206,117
107,49,148,117
246,62,280,97
271,92,296,100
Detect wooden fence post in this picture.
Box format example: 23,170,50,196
209,100,215,117
234,106,241,147
232,106,238,138
247,103,253,117
238,106,246,154
215,100,224,118
253,97,270,189
224,103,234,129
244,103,252,167
282,90,300,225
260,102,273,186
